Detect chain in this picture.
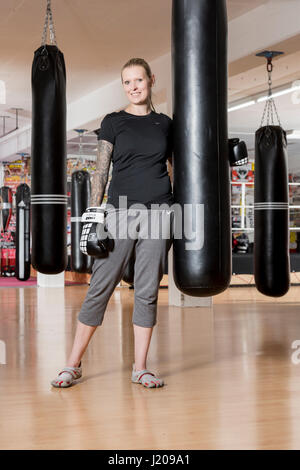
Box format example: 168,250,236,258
260,58,281,128
41,0,57,47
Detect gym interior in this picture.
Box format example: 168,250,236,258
1,0,300,451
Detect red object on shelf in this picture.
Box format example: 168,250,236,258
1,248,9,276
8,248,16,270
0,236,16,276
231,166,254,183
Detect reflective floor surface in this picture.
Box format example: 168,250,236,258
1,284,300,449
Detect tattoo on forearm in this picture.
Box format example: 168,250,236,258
89,139,113,206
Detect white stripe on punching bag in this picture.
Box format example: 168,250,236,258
19,207,25,279
254,202,289,210
31,194,68,205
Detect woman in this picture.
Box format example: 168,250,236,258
51,58,174,389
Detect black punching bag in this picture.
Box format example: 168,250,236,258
254,126,290,296
16,184,31,281
31,45,67,274
172,0,231,296
71,171,93,273
0,186,12,231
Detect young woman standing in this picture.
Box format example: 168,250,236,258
51,58,174,389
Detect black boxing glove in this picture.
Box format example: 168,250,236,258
228,138,248,166
80,207,113,258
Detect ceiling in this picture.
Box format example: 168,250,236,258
1,0,300,171
0,0,268,115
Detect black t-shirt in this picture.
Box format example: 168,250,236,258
96,109,174,209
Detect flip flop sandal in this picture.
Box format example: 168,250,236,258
131,364,164,388
51,364,82,388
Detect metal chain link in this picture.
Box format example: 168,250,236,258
271,97,281,127
260,62,281,128
41,0,57,47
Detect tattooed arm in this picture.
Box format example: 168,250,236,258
89,139,113,207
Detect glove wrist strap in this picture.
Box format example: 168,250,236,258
82,207,106,224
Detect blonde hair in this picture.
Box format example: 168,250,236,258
121,58,156,112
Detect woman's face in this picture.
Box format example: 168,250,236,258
122,65,154,106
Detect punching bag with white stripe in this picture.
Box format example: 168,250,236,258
31,44,67,274
254,125,290,296
71,171,93,273
172,0,231,296
0,186,12,231
16,184,31,281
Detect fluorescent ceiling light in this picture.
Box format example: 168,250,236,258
228,81,300,112
228,100,256,112
287,130,300,140
0,80,6,104
257,84,300,102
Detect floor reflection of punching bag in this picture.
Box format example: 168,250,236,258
0,187,12,231
254,126,290,296
172,0,231,296
71,171,93,273
16,184,31,281
31,7,67,274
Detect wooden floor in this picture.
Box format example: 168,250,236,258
1,282,300,450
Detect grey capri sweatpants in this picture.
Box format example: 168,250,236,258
78,207,174,328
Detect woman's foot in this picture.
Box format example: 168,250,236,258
51,362,82,388
131,363,164,388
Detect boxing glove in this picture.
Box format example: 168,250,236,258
80,207,113,258
228,138,248,166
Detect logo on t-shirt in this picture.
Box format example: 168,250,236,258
154,122,160,125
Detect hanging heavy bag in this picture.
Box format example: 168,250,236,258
254,51,290,297
254,52,290,297
71,170,93,273
0,186,12,232
16,184,31,281
31,2,67,274
172,0,231,296
254,126,290,296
